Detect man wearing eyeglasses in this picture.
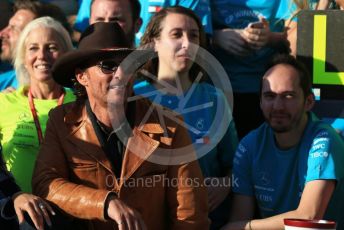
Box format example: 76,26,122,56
32,22,209,230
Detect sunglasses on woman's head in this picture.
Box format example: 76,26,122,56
96,60,119,74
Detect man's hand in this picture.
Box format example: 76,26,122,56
242,17,271,50
107,197,147,230
13,192,55,230
206,177,231,212
213,28,253,57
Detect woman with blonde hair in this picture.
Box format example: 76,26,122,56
0,16,75,193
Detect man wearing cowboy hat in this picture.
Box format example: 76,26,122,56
32,22,209,230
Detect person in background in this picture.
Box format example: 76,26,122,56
0,16,75,193
74,0,142,46
135,0,212,46
0,142,55,230
0,0,71,91
32,22,209,230
72,0,92,32
222,54,344,230
210,0,297,140
134,6,238,229
74,0,212,47
0,1,13,90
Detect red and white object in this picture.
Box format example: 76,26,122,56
284,219,336,230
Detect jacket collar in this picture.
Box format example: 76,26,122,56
64,100,168,182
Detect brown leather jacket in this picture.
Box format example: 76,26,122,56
32,99,209,230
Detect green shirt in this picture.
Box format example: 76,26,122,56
0,86,75,192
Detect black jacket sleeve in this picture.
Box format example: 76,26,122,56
0,143,21,219
0,143,21,197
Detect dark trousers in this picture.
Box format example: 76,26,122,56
0,212,37,230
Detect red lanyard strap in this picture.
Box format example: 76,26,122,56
28,88,65,145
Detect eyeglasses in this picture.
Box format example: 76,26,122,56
96,60,119,75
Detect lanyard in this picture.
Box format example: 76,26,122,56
28,88,65,145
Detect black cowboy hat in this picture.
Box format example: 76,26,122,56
52,22,133,88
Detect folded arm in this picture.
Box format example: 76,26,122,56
32,110,110,220
223,179,335,230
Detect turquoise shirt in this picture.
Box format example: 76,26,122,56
74,0,91,32
0,86,76,192
210,0,296,93
233,113,344,218
0,66,17,91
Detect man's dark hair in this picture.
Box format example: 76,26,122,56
260,54,313,98
14,0,72,35
14,0,43,17
91,0,141,23
0,1,13,31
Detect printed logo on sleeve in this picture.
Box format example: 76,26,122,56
238,143,247,153
310,133,330,158
234,144,247,165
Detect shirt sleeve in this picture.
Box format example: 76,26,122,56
306,129,344,182
232,137,254,196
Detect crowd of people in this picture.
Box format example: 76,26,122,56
0,0,344,230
